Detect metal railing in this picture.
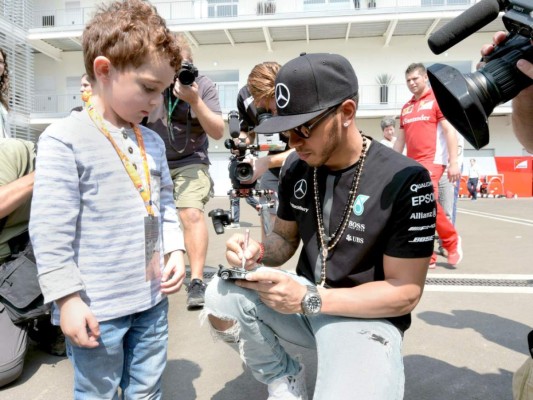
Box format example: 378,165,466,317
32,82,512,119
31,0,475,29
31,84,413,117
32,93,82,116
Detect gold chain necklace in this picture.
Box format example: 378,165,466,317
314,135,368,286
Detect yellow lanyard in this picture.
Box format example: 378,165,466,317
85,95,154,216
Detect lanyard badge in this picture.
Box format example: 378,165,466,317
85,95,160,280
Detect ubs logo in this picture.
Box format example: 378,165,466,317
294,179,307,199
275,83,290,109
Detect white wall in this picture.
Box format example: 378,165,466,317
32,21,530,195
34,31,498,105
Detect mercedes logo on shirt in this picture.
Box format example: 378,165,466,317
275,83,290,109
294,179,307,199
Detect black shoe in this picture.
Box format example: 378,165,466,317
186,279,206,310
29,321,67,357
41,331,66,357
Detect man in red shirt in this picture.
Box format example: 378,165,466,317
394,62,462,268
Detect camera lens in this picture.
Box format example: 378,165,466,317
257,108,272,124
427,35,533,149
178,70,195,85
235,162,254,182
177,62,198,85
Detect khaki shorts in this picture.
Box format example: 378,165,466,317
170,164,214,210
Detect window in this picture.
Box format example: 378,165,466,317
257,0,276,15
446,0,469,4
203,70,239,113
422,0,468,5
304,0,350,11
208,0,238,18
65,1,82,25
304,0,350,4
42,15,55,26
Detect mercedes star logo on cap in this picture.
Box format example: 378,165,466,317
275,83,290,109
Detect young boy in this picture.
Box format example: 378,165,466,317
29,1,185,398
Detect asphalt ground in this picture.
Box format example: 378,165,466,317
2,196,532,399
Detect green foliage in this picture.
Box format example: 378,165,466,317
376,73,394,86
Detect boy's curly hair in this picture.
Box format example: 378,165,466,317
0,48,10,110
82,0,181,81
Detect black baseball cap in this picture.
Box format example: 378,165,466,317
254,52,358,134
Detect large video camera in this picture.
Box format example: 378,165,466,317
225,110,257,190
208,110,274,234
426,0,533,150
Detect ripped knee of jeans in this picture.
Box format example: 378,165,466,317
200,308,240,344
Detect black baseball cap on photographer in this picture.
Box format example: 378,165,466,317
254,52,358,134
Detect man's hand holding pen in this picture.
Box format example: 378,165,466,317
224,230,308,315
226,229,261,271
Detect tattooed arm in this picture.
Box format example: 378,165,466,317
225,217,300,269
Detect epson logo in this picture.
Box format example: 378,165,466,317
412,193,435,206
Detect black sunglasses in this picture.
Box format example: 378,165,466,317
288,105,339,139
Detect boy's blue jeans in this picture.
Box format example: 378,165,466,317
205,270,405,400
65,298,169,400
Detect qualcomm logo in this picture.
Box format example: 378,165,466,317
294,179,307,199
275,83,290,109
353,195,369,216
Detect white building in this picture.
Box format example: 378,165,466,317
2,0,529,195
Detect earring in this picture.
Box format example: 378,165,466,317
343,122,349,127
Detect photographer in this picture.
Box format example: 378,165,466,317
0,138,64,387
144,33,224,309
481,31,533,153
236,61,294,240
481,31,533,400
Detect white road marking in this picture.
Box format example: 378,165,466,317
457,208,533,227
425,273,533,293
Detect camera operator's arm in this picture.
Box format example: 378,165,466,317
173,80,224,140
481,32,533,153
512,83,533,154
0,172,34,218
242,130,256,145
249,148,295,183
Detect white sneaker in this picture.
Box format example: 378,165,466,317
226,223,240,229
267,363,308,400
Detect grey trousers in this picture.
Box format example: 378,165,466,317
0,306,28,387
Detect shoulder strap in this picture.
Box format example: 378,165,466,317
0,217,6,234
0,140,34,235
